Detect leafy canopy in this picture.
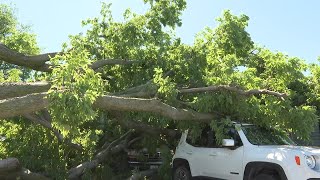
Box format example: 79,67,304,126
1,0,320,179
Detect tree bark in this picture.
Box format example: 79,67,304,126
0,158,50,180
0,93,215,122
0,83,287,121
0,43,57,72
0,82,288,101
0,93,48,119
0,158,20,173
0,82,50,100
93,95,215,121
179,85,287,99
0,43,139,72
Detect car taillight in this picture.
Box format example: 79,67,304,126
295,156,300,165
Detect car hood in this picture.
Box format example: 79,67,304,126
256,145,320,155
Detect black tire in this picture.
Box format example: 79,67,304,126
254,174,279,180
173,165,192,180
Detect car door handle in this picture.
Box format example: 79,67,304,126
209,153,217,156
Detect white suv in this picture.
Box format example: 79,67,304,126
172,123,320,180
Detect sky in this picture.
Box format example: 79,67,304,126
2,0,320,64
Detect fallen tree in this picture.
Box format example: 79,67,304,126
0,1,319,179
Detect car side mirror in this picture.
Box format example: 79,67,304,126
222,139,235,147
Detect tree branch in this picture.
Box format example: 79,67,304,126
0,158,20,173
93,96,215,122
0,82,287,103
0,82,50,100
0,43,57,72
0,92,48,119
0,82,288,123
0,43,140,72
0,158,50,180
0,92,215,121
68,130,134,179
179,85,287,99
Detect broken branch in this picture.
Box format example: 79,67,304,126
179,85,287,99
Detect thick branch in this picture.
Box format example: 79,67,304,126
4,168,51,180
0,76,152,101
0,43,140,72
0,82,289,122
0,43,57,72
0,82,50,100
94,96,215,121
0,158,20,173
0,92,214,123
0,82,287,103
68,130,134,179
0,92,214,121
0,158,50,180
179,85,287,99
0,93,48,119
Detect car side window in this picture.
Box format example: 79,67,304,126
186,126,218,148
186,126,243,148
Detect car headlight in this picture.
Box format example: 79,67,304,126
305,155,316,169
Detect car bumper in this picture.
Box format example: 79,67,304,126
286,165,320,180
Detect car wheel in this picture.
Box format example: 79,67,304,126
254,174,279,180
173,165,192,180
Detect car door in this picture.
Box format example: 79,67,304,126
207,145,244,180
187,127,244,180
182,141,212,177
185,127,226,178
196,129,225,178
204,128,244,180
184,127,214,177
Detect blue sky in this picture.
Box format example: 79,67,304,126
3,0,320,63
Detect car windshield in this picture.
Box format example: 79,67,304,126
241,125,296,146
